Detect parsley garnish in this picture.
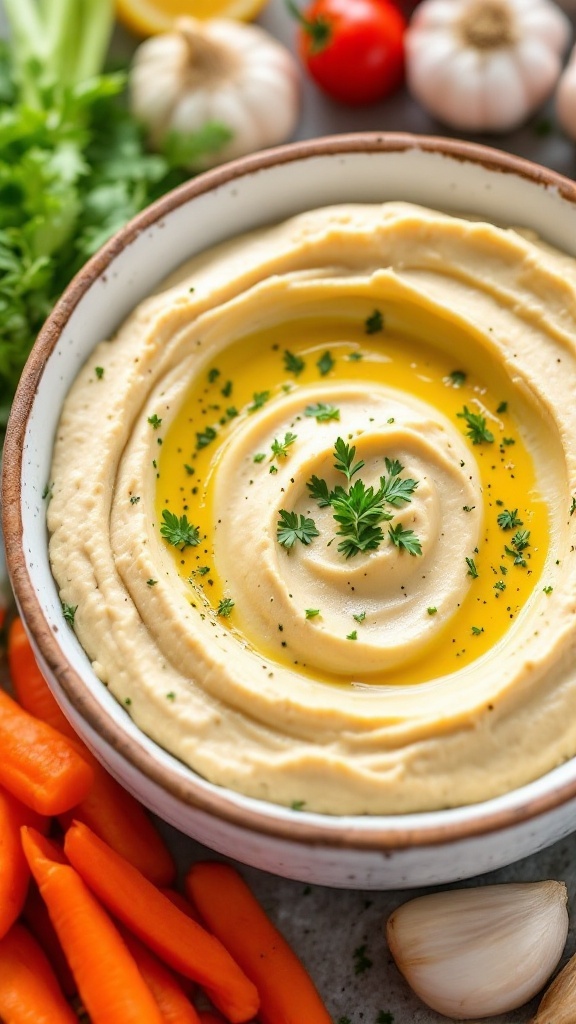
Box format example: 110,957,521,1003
195,425,217,449
497,508,523,530
497,401,508,414
348,351,363,361
160,510,200,549
331,479,393,558
466,556,479,578
365,309,383,334
291,800,306,810
471,625,484,635
283,350,305,376
253,453,266,463
307,475,332,507
353,610,366,623
248,391,270,412
505,529,530,566
427,606,437,615
62,602,77,626
146,578,157,586
316,351,334,376
148,414,162,429
216,597,235,617
333,437,364,482
353,944,373,975
381,457,418,507
305,608,320,618
129,495,140,505
543,585,553,595
456,406,494,444
388,523,422,556
305,402,340,422
346,630,358,640
166,691,176,701
446,369,466,388
277,510,319,549
221,380,233,397
271,432,297,460
95,366,104,379
571,496,576,517
208,367,220,383
42,482,53,500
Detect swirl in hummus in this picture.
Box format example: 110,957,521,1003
48,202,576,815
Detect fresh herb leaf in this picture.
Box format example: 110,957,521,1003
457,406,494,444
253,452,266,463
208,367,220,383
305,608,320,618
276,510,319,549
283,350,305,376
221,380,233,397
388,523,422,556
216,597,235,617
427,606,437,615
376,1013,394,1024
381,457,418,507
346,630,357,640
543,585,553,595
365,309,383,334
446,369,466,388
497,401,508,414
148,414,162,429
497,508,523,530
466,556,479,578
95,366,104,379
307,475,332,507
248,391,270,413
471,625,484,635
571,496,576,517
512,528,530,552
291,800,306,810
316,350,334,376
195,425,217,449
333,437,364,482
271,432,297,460
305,402,340,422
331,479,392,558
62,602,77,626
353,610,366,623
160,509,200,549
146,578,157,586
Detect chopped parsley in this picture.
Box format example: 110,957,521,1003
283,350,305,376
248,391,270,413
42,482,53,500
146,578,157,587
446,369,466,388
62,602,77,626
305,608,320,619
253,452,266,463
307,475,332,507
348,350,363,361
160,510,200,549
94,366,104,379
388,523,422,556
466,557,479,578
471,625,484,635
216,597,235,617
331,478,393,559
456,406,494,444
208,367,220,383
381,457,418,506
271,432,297,460
305,402,340,422
346,630,358,640
148,413,162,429
497,508,523,530
427,606,437,615
129,495,140,505
195,425,217,450
571,496,576,517
543,586,553,595
316,350,335,376
364,309,383,334
505,529,530,567
221,380,233,397
497,401,508,414
276,510,319,550
353,610,367,623
291,800,306,810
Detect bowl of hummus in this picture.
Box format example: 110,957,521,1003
5,133,576,888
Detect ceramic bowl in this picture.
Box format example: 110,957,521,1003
5,133,576,889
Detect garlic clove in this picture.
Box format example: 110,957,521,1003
386,881,568,1020
532,949,576,1024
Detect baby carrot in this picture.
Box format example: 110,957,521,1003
64,820,260,1023
9,616,176,885
22,883,77,999
0,786,47,939
186,861,333,1024
0,922,77,1024
21,827,164,1024
0,688,93,815
122,929,203,1024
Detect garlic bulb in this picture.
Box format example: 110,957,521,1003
386,881,568,1019
556,43,576,139
129,17,300,169
405,0,572,133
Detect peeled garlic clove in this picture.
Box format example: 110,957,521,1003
532,949,576,1024
386,881,568,1020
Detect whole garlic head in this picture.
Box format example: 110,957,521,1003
405,0,572,132
386,880,569,1019
129,17,300,169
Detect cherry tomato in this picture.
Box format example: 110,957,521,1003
293,0,407,106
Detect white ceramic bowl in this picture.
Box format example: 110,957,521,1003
5,133,576,889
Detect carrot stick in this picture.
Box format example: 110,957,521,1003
160,886,202,922
20,827,164,1024
22,883,77,999
186,862,333,1024
121,929,203,1024
8,616,176,885
64,821,260,1023
0,786,48,939
0,922,77,1023
0,688,93,815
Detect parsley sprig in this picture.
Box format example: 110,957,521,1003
271,432,297,460
160,510,200,549
305,402,340,422
457,406,495,444
276,510,319,550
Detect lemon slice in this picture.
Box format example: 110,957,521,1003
116,0,269,36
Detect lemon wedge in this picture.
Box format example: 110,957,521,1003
116,0,269,36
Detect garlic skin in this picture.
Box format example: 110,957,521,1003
405,0,572,133
129,17,300,169
386,881,568,1019
556,42,576,140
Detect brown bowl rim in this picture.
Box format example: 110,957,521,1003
4,130,576,852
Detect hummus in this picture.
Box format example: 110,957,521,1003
48,202,576,815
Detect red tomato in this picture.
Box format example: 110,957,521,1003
293,0,407,106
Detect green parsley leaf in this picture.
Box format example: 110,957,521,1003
42,482,54,500
388,523,422,556
512,528,530,552
253,452,266,463
571,496,576,517
466,556,479,578
332,479,393,558
184,464,195,475
283,350,305,376
95,366,104,379
276,510,319,549
195,425,217,449
148,414,162,429
291,800,306,810
166,691,176,701
365,309,383,334
346,630,358,640
271,432,297,460
456,406,494,444
381,457,418,507
248,391,270,413
129,495,140,505
494,580,506,591
160,509,200,549
221,380,233,397
497,401,508,414
316,350,334,376
305,402,340,422
305,608,320,619
333,437,364,482
208,367,220,383
348,351,363,361
62,602,77,626
353,610,366,623
446,369,467,388
497,508,523,530
543,585,553,595
216,597,235,617
146,578,157,586
427,606,437,615
471,625,484,635
307,475,332,507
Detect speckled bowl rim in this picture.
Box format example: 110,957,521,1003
5,131,576,852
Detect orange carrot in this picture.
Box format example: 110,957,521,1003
160,886,202,922
64,821,260,1024
186,861,333,1024
21,827,164,1024
0,687,93,815
8,616,176,885
22,883,77,999
121,929,203,1024
0,922,77,1023
0,786,48,939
